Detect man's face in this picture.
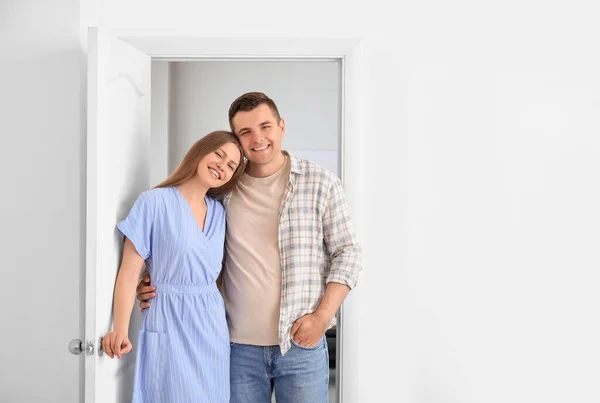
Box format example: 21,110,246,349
231,104,285,166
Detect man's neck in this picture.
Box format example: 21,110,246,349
245,151,286,178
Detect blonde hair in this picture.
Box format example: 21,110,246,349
155,131,245,198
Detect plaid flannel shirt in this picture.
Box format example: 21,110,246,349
222,152,362,354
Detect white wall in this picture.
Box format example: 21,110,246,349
0,0,83,402
3,0,598,402
97,3,600,402
166,61,340,175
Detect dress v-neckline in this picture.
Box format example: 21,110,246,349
174,187,210,236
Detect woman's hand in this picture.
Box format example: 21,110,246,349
102,331,132,359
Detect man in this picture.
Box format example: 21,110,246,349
137,92,362,402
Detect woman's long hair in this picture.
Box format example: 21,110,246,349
155,130,245,198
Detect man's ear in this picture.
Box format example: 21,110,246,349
279,118,286,137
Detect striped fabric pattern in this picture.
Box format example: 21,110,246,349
117,186,230,403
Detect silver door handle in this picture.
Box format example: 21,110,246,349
69,339,84,355
69,338,104,356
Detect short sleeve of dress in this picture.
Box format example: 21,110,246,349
116,190,155,260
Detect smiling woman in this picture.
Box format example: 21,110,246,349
101,129,246,403
155,130,244,198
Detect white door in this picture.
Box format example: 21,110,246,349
85,27,151,402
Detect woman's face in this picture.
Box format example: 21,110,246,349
195,142,242,187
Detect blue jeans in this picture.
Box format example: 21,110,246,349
230,336,329,403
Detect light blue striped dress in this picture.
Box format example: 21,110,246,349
117,186,230,403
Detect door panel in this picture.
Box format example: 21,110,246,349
86,27,151,403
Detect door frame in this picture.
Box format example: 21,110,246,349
119,35,364,403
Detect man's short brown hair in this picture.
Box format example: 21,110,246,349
228,92,281,132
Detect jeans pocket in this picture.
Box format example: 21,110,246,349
140,329,166,391
291,335,325,351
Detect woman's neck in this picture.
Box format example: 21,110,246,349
177,179,208,202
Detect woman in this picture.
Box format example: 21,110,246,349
102,130,244,403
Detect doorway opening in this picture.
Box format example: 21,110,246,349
150,58,342,402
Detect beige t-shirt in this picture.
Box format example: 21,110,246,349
221,156,291,345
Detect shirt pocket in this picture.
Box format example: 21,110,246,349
285,206,323,248
284,206,325,274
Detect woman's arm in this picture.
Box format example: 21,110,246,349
102,237,145,359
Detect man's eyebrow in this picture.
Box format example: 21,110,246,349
239,120,274,132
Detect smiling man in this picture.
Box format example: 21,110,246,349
139,92,362,403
